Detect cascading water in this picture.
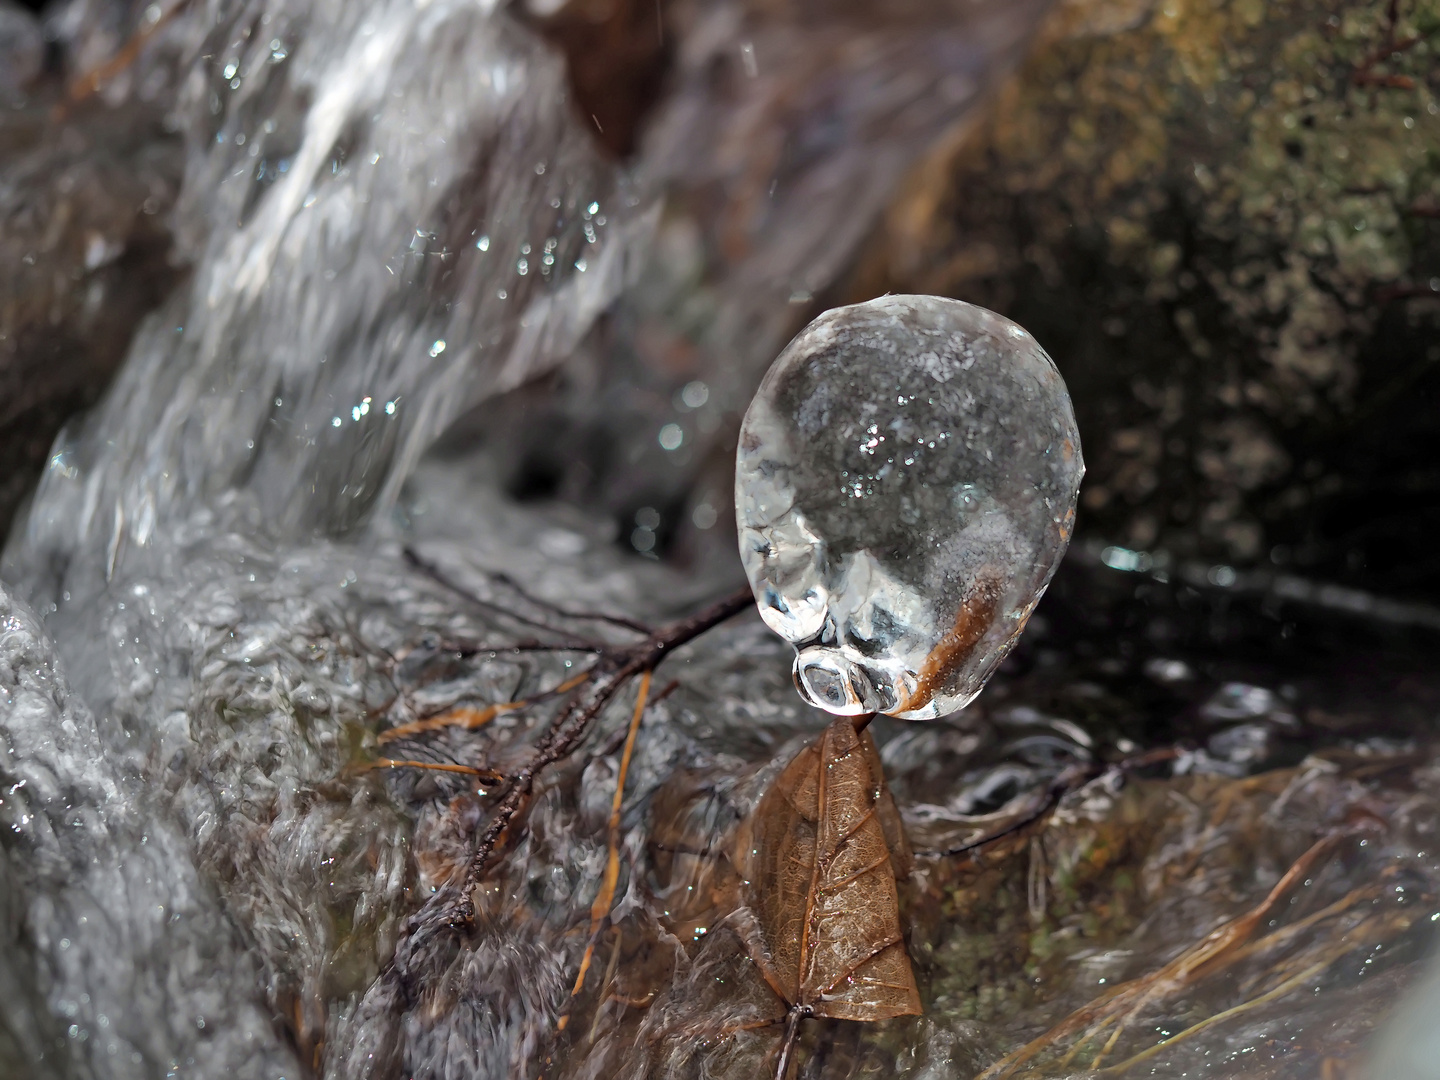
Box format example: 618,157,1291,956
8,0,636,601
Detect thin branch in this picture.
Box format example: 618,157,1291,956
1349,0,1420,89
922,748,1180,858
1351,35,1421,83
450,586,754,924
403,547,603,650
925,790,1060,858
774,1007,807,1080
438,637,603,656
482,567,653,635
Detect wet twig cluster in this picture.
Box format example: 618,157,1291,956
383,548,752,926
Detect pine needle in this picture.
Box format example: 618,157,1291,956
556,672,652,1032
378,671,590,744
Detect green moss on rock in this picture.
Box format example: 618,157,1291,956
852,0,1440,591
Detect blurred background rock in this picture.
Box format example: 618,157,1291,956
848,0,1440,603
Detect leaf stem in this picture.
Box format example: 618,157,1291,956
774,1007,806,1080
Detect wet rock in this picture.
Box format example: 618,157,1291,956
0,93,182,535
849,0,1440,601
0,1,44,99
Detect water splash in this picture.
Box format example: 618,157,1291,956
0,582,298,1078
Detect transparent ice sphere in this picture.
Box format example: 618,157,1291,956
735,295,1083,720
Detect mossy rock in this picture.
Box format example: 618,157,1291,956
850,0,1440,599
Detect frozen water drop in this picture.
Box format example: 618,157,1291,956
735,295,1083,720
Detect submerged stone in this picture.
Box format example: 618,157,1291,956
735,295,1083,720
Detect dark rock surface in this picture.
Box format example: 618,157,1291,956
0,90,183,536
847,0,1440,602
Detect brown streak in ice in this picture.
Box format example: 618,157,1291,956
900,569,1004,713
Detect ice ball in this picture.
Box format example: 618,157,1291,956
735,295,1083,720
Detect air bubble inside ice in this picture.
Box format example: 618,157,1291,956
735,295,1084,720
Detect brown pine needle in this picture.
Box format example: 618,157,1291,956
378,671,590,745
1226,883,1381,976
978,829,1360,1079
1100,958,1332,1075
556,671,652,1033
1055,1012,1120,1070
364,759,504,785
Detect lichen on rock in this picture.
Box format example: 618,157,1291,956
853,0,1440,585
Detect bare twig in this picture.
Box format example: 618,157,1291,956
450,586,754,924
436,637,604,656
773,1006,807,1080
481,567,654,636
1349,0,1421,89
921,748,1181,858
403,547,605,650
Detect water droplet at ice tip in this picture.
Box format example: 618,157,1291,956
735,295,1083,721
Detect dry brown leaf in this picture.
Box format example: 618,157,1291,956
734,715,922,1024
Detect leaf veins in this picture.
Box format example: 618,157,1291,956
735,714,922,1023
